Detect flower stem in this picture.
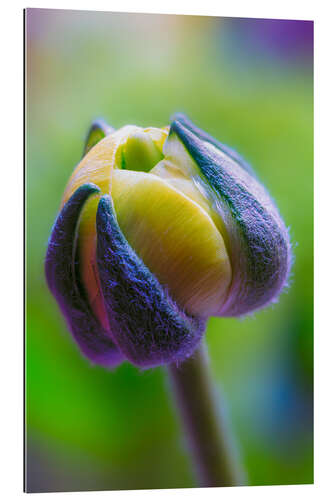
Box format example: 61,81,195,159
168,342,244,487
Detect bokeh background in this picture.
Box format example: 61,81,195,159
25,9,313,492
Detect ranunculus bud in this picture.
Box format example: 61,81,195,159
45,114,291,368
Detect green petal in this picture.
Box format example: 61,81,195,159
122,129,163,172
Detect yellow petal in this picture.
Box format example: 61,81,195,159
61,125,140,205
144,126,169,152
111,169,232,318
153,127,231,251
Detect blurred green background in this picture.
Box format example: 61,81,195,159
25,9,313,492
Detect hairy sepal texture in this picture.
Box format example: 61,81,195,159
96,195,206,368
45,184,124,367
169,115,292,317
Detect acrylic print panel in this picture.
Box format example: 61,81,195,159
25,8,313,492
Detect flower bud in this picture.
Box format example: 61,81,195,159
46,115,291,368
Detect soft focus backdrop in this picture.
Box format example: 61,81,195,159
26,9,313,492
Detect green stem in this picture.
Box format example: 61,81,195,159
168,342,244,487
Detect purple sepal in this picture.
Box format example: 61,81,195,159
96,195,206,368
170,116,292,317
45,183,124,368
83,118,115,157
171,112,256,177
